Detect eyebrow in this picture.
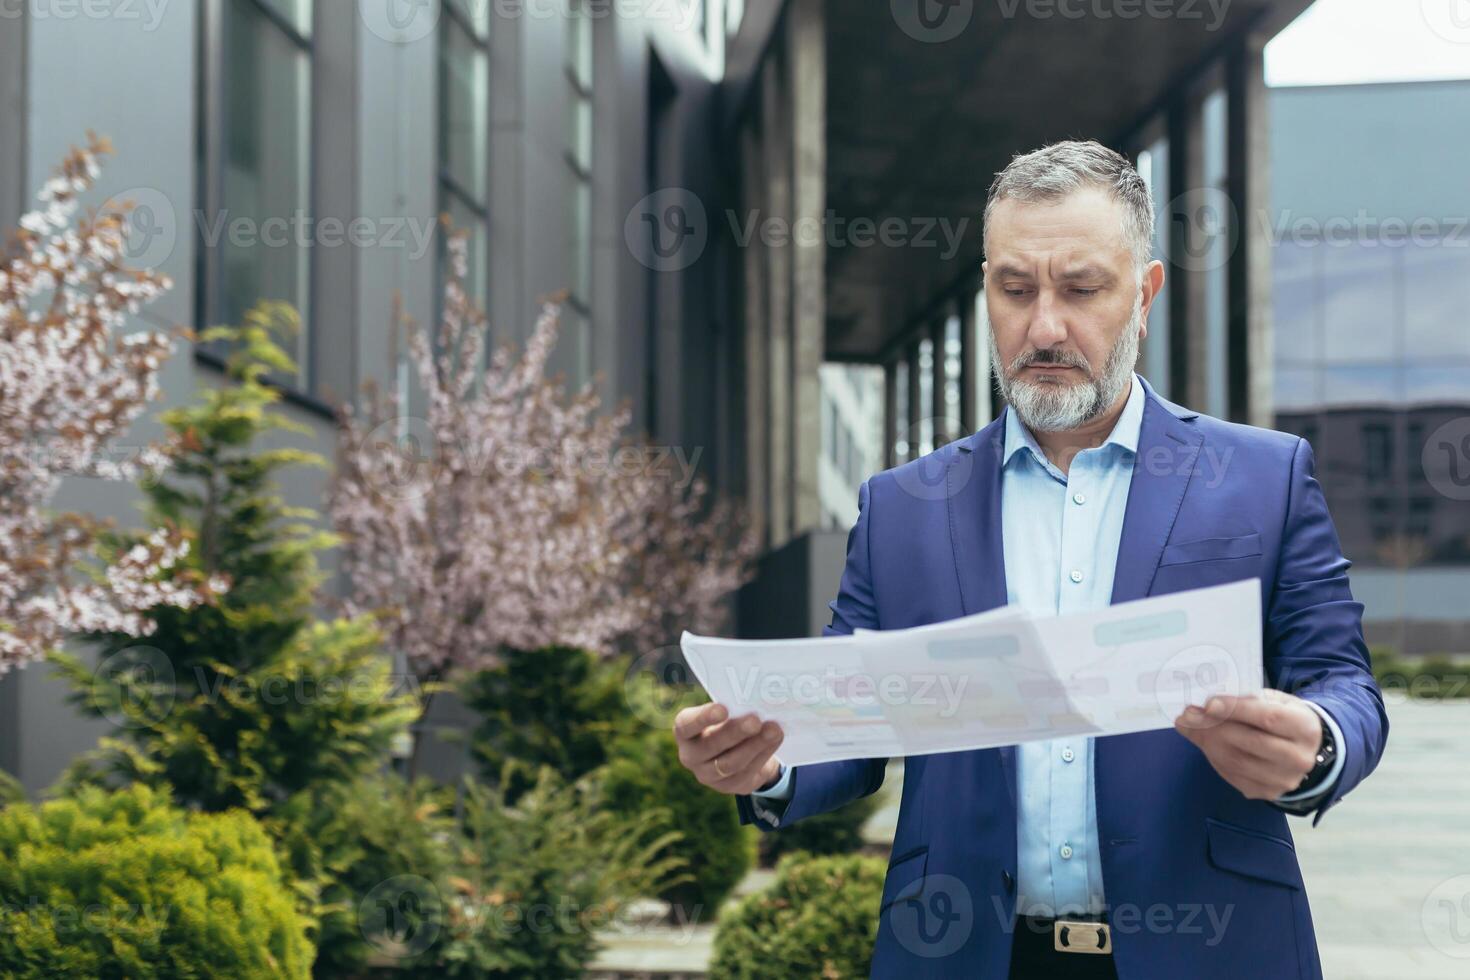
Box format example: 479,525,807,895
989,263,1120,284
1057,265,1118,284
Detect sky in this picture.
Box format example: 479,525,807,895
1265,0,1470,87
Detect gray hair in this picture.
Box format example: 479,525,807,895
983,140,1155,277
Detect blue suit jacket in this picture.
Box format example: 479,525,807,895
737,379,1388,979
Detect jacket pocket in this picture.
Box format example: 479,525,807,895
879,846,930,911
1159,532,1262,567
1205,818,1303,890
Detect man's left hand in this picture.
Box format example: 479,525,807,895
1173,689,1321,801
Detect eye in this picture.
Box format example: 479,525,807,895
1004,287,1032,297
1071,287,1100,297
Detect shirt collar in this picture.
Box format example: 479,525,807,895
1002,372,1146,468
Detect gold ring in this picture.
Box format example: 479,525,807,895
713,757,730,779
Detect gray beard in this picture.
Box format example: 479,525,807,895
989,297,1142,433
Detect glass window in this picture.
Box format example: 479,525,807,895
566,0,595,386
217,0,313,384
439,4,490,308
256,0,310,34
1321,241,1397,364
916,338,934,456
943,310,961,437
894,358,910,461
1201,88,1230,419
1404,237,1470,360
1137,138,1170,396
1272,238,1319,365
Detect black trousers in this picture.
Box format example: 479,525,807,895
1007,915,1119,980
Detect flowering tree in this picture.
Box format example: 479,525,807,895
0,136,208,676
331,236,756,686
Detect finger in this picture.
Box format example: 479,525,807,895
706,722,783,784
684,712,765,766
711,735,785,794
673,702,727,742
1203,695,1315,742
1212,743,1306,799
1212,721,1315,774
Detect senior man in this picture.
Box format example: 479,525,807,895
673,140,1387,979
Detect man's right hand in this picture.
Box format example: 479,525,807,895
673,703,785,796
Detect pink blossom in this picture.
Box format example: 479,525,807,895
331,234,756,679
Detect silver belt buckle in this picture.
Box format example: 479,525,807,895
1054,918,1111,955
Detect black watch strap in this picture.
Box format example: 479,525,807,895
1290,709,1336,796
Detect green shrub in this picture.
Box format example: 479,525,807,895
436,772,683,979
270,772,455,978
462,646,639,802
0,769,23,809
1372,648,1470,699
710,853,885,980
758,790,881,867
0,783,313,979
600,730,757,921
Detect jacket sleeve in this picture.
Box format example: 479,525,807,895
1265,437,1389,827
737,477,890,831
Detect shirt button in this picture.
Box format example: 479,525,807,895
1069,569,1084,583
1072,492,1086,505
1060,843,1074,860
1061,747,1075,763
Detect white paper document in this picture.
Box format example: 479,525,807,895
679,578,1264,767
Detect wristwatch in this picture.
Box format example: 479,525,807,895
1290,709,1337,796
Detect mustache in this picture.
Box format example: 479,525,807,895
1010,348,1093,375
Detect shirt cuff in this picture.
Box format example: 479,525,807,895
1276,700,1347,804
752,762,793,801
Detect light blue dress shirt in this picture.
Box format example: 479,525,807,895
754,373,1345,917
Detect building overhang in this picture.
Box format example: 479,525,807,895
816,0,1316,361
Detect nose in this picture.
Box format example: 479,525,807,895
1026,289,1068,350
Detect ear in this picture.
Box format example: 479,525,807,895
1139,260,1166,337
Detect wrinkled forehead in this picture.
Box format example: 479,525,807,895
983,187,1135,269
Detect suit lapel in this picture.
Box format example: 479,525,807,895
948,413,1014,805
1109,378,1203,605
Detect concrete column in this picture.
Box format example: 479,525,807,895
959,288,977,435
0,3,24,237
788,0,825,536
906,343,922,462
1166,96,1208,410
760,47,792,547
740,118,769,548
1227,37,1273,429
311,10,360,407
